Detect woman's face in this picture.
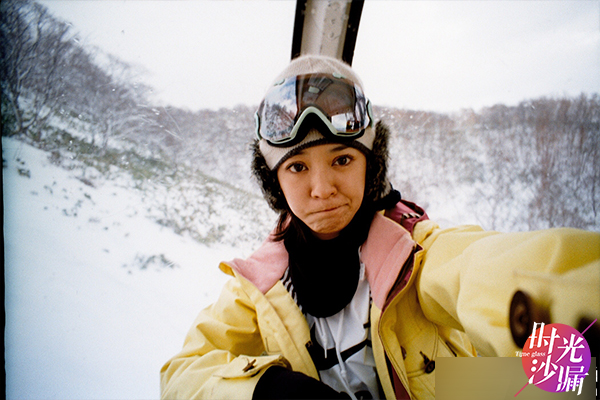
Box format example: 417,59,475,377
277,143,367,240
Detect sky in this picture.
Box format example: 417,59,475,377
38,0,600,113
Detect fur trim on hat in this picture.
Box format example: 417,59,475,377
251,121,392,213
366,121,391,204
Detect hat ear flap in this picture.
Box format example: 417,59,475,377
365,121,391,204
251,140,289,212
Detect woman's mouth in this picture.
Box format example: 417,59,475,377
313,204,345,214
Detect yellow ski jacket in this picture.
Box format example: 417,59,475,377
160,204,600,399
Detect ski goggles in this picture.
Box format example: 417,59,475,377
255,73,373,147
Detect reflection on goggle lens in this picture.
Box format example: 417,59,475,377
255,73,372,146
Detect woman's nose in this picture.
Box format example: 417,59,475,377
310,170,337,199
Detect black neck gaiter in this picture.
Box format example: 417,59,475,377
284,205,374,318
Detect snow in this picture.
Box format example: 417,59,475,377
4,137,237,399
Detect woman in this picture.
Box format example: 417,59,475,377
160,55,599,399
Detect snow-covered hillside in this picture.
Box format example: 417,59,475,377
3,136,261,399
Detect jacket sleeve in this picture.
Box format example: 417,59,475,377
413,220,600,357
160,277,290,400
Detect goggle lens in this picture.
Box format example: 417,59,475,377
256,73,371,146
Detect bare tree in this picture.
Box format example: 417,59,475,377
1,0,76,138
473,95,599,231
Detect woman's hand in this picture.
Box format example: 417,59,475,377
253,366,350,399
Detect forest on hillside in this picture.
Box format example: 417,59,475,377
2,0,599,235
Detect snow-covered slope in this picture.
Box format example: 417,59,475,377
3,136,247,399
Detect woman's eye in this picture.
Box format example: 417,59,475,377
334,155,353,166
288,163,306,173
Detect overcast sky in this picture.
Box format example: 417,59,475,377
39,0,599,113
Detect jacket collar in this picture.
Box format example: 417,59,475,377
361,211,416,309
221,209,417,308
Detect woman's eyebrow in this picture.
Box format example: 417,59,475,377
330,145,350,152
290,149,306,157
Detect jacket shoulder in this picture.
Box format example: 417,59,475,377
384,199,429,235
